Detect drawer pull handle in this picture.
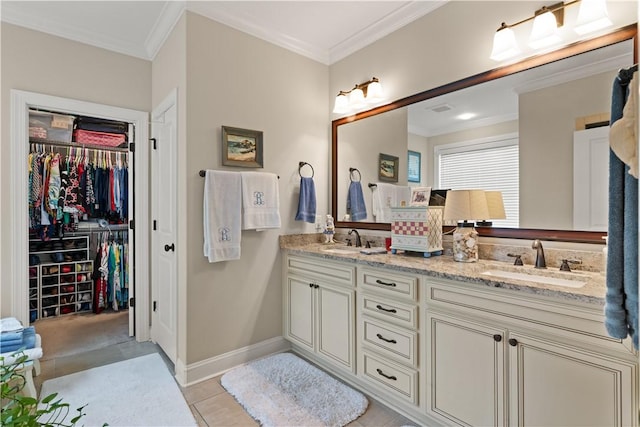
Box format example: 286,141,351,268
376,368,397,381
376,333,397,344
375,279,396,287
376,304,397,313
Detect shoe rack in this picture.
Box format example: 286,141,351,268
28,235,93,322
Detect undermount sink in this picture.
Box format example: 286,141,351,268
322,247,362,255
481,269,587,288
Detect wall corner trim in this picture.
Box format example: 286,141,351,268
175,336,291,387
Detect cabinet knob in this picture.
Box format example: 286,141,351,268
508,338,518,347
309,283,314,288
493,334,502,342
314,284,319,289
164,243,175,252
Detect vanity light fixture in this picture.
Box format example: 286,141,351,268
490,0,613,61
333,77,384,114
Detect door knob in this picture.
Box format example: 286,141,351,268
164,243,175,252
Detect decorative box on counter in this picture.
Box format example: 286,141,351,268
390,206,443,257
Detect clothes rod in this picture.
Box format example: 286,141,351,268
199,170,279,179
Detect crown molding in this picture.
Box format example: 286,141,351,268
329,0,448,64
145,1,186,60
1,2,151,60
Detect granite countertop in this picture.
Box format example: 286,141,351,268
281,241,606,306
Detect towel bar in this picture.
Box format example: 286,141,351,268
199,170,279,179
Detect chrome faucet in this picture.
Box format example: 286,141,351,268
532,239,546,269
348,229,362,247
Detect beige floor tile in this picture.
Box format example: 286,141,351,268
194,393,258,426
182,377,226,405
190,405,208,427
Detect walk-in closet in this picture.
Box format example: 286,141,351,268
27,108,135,357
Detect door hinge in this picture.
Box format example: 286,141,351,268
129,219,134,230
129,297,135,308
129,142,135,152
153,220,157,231
153,301,157,312
150,138,157,150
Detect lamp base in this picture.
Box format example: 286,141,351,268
452,225,479,262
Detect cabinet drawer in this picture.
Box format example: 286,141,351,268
359,268,418,301
362,351,418,404
363,318,417,367
361,294,418,329
287,255,355,287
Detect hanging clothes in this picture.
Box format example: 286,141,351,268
605,65,638,350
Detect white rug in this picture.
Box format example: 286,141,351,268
39,353,196,426
221,352,368,427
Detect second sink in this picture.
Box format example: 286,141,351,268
481,269,587,288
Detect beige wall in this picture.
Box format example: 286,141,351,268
337,108,407,221
519,71,616,229
0,22,151,315
182,12,329,363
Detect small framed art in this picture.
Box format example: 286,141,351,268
378,153,399,182
222,126,263,168
407,150,421,183
410,186,432,206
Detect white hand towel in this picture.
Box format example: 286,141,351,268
372,183,412,223
241,172,281,230
203,170,242,262
0,317,23,333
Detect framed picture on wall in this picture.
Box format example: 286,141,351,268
378,153,399,182
222,126,263,168
408,150,421,183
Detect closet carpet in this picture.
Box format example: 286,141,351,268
35,310,132,360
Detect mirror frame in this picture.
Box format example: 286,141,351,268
331,24,637,244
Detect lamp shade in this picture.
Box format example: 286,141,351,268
366,79,383,102
529,10,561,49
349,87,365,108
443,190,490,222
490,25,520,61
574,0,612,35
333,92,349,114
485,191,506,219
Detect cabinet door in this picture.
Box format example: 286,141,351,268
317,282,355,371
427,311,506,427
508,332,637,427
285,275,315,352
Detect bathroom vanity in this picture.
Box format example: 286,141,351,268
281,241,638,427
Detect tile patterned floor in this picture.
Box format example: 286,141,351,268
34,340,417,426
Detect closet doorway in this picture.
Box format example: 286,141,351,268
10,90,150,351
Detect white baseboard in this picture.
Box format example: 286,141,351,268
174,336,291,387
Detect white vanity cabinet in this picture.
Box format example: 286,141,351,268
425,278,639,427
284,254,356,372
357,267,421,406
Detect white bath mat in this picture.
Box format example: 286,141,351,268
39,353,196,426
221,352,368,427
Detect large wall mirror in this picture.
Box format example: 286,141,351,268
331,24,637,243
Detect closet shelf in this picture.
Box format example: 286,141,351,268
29,137,129,153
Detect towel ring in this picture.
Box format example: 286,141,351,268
298,161,314,178
349,167,361,182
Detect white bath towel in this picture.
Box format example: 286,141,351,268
241,172,281,230
203,170,242,262
372,183,411,222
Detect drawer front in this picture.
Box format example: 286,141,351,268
287,255,355,287
359,268,418,301
361,294,418,329
363,319,417,366
362,352,418,404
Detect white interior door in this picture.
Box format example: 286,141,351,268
151,91,178,363
573,126,609,231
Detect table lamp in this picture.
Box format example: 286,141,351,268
443,190,489,262
476,191,506,227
